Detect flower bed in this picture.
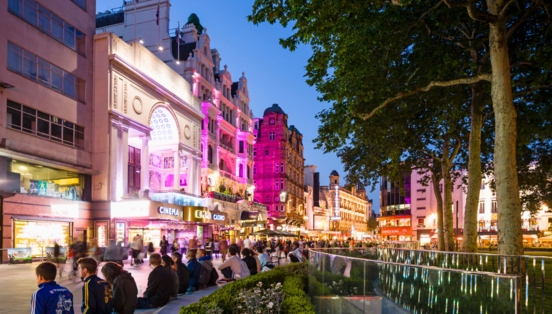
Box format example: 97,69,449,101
180,263,316,314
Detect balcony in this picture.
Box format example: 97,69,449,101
219,143,235,154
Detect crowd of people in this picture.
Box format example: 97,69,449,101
31,234,310,313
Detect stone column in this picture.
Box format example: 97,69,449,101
173,150,181,190
141,136,150,190
109,121,129,200
121,124,129,196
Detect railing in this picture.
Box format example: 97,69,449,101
308,248,519,314
326,246,552,313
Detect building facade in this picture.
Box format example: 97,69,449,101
319,171,371,238
96,0,264,243
0,0,97,262
254,104,305,231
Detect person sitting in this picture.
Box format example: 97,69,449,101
101,262,138,314
289,242,303,263
217,246,250,280
135,253,173,309
31,262,74,314
161,255,179,300
170,252,190,294
77,257,113,314
185,250,201,293
256,246,273,270
197,249,218,288
241,248,260,275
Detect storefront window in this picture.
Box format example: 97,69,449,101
14,219,71,257
10,159,85,200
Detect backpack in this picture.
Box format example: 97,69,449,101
208,267,219,286
198,263,212,286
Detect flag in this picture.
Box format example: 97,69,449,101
156,5,159,25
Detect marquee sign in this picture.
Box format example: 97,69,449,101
158,206,180,216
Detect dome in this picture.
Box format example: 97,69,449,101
187,13,204,34
263,104,285,116
330,170,339,176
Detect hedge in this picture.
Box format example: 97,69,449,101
180,263,315,314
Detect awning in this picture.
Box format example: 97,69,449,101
240,211,259,221
241,220,267,227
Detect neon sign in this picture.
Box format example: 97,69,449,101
194,210,225,221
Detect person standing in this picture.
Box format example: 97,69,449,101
135,253,173,309
243,237,251,250
159,236,169,255
77,257,114,313
130,235,141,266
219,237,228,262
171,239,179,254
188,236,198,251
204,238,213,256
170,252,190,294
100,262,137,314
178,238,185,255
31,262,74,314
147,241,154,257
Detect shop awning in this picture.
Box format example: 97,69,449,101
241,211,259,221
241,220,267,227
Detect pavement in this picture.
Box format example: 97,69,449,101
0,252,290,314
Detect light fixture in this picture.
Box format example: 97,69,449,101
139,38,144,44
158,45,164,51
0,81,15,89
176,60,180,64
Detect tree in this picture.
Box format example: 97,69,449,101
249,0,552,259
367,215,378,232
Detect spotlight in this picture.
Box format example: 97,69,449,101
158,45,164,51
139,38,144,44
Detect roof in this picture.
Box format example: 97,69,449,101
96,11,124,28
330,170,340,176
263,104,285,116
171,39,196,61
187,14,204,34
289,125,302,135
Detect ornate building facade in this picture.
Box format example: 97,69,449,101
254,104,305,230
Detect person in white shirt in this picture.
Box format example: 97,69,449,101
243,237,251,250
217,246,250,280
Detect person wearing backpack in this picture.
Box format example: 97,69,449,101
196,249,218,288
185,250,201,293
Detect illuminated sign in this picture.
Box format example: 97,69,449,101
111,201,150,218
279,191,287,203
194,210,225,221
213,214,225,221
158,206,180,216
51,204,79,218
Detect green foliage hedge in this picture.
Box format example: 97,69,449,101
180,263,315,314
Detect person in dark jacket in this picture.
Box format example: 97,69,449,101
161,255,179,300
104,240,124,267
31,262,74,314
171,252,190,294
101,262,137,314
241,248,258,275
77,257,113,314
185,250,201,293
159,236,169,255
136,253,173,309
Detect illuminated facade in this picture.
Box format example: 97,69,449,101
254,104,305,230
0,0,97,262
319,171,371,238
96,0,265,242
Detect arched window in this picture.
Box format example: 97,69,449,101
208,146,213,164
239,164,244,178
219,159,225,171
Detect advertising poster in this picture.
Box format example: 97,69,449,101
13,220,71,257
45,247,67,263
95,221,108,247
38,180,48,196
7,248,32,264
116,222,126,244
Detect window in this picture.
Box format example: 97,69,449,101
7,100,84,148
239,164,244,178
207,146,213,164
275,206,278,212
9,0,86,56
281,180,284,190
253,165,256,174
418,218,425,226
7,42,85,101
479,201,485,214
269,118,275,125
265,150,269,156
239,141,244,153
275,162,279,173
275,180,279,190
281,163,284,173
253,147,256,156
274,196,279,202
128,146,141,194
265,196,270,202
269,132,275,140
491,200,497,213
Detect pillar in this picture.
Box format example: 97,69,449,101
173,150,181,190
109,121,128,200
141,136,150,190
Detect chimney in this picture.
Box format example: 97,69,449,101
313,172,320,207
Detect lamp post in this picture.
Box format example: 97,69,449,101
456,200,459,251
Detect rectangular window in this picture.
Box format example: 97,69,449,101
275,162,279,173
281,163,284,173
128,146,141,194
253,147,256,156
269,132,275,141
275,180,279,190
275,206,278,212
265,150,269,156
7,42,85,101
479,202,485,214
491,200,497,213
9,0,86,56
239,141,244,153
418,219,425,226
281,180,284,190
6,100,84,148
253,166,256,174
71,0,86,11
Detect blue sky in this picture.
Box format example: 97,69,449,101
96,0,380,212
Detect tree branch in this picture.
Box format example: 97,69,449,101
499,0,517,20
443,0,498,23
358,73,492,120
506,0,542,40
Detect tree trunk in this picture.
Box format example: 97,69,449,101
442,166,455,251
431,173,445,250
488,1,523,260
462,85,484,252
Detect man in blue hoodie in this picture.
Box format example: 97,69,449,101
185,250,201,293
77,257,113,313
31,262,74,314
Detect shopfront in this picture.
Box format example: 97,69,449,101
110,200,227,248
12,216,73,258
380,226,413,241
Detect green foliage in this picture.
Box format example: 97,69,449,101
367,216,378,231
180,263,313,314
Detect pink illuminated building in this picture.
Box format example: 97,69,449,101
254,104,305,230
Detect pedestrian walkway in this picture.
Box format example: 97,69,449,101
0,252,290,313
